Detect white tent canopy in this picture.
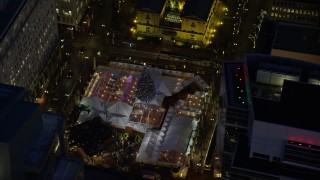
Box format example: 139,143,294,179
160,115,195,154
79,96,106,112
107,114,129,129
77,111,90,124
126,121,151,133
153,75,177,96
194,75,209,90
106,101,133,117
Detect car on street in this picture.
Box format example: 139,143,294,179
89,29,95,36
79,47,86,54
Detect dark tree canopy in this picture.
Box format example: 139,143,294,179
135,67,156,103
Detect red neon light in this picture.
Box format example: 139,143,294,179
288,136,320,146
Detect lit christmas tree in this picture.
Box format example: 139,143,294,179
135,67,156,103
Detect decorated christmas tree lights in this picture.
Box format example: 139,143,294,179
135,67,156,103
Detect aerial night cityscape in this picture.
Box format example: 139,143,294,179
0,0,320,180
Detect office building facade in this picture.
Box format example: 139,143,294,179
55,0,91,29
267,0,320,26
0,0,60,100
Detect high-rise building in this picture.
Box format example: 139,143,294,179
219,54,320,179
219,61,249,178
267,0,320,26
255,20,320,64
135,0,228,47
55,0,92,29
0,83,65,180
0,0,60,100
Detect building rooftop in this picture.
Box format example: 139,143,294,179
254,19,278,54
245,54,320,84
233,135,320,179
0,83,27,117
273,23,320,55
223,62,248,109
181,0,213,21
24,113,64,167
52,158,83,180
136,0,166,13
0,0,26,42
0,101,39,142
252,80,320,132
0,83,33,142
255,20,320,56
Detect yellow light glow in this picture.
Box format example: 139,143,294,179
178,2,184,11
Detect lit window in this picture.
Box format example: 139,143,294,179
56,8,59,14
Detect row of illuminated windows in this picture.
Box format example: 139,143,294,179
272,1,309,8
271,13,319,22
2,20,57,85
271,7,319,16
56,8,72,16
56,4,82,16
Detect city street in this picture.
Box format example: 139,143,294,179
234,0,269,60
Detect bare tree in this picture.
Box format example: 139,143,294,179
248,9,267,49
